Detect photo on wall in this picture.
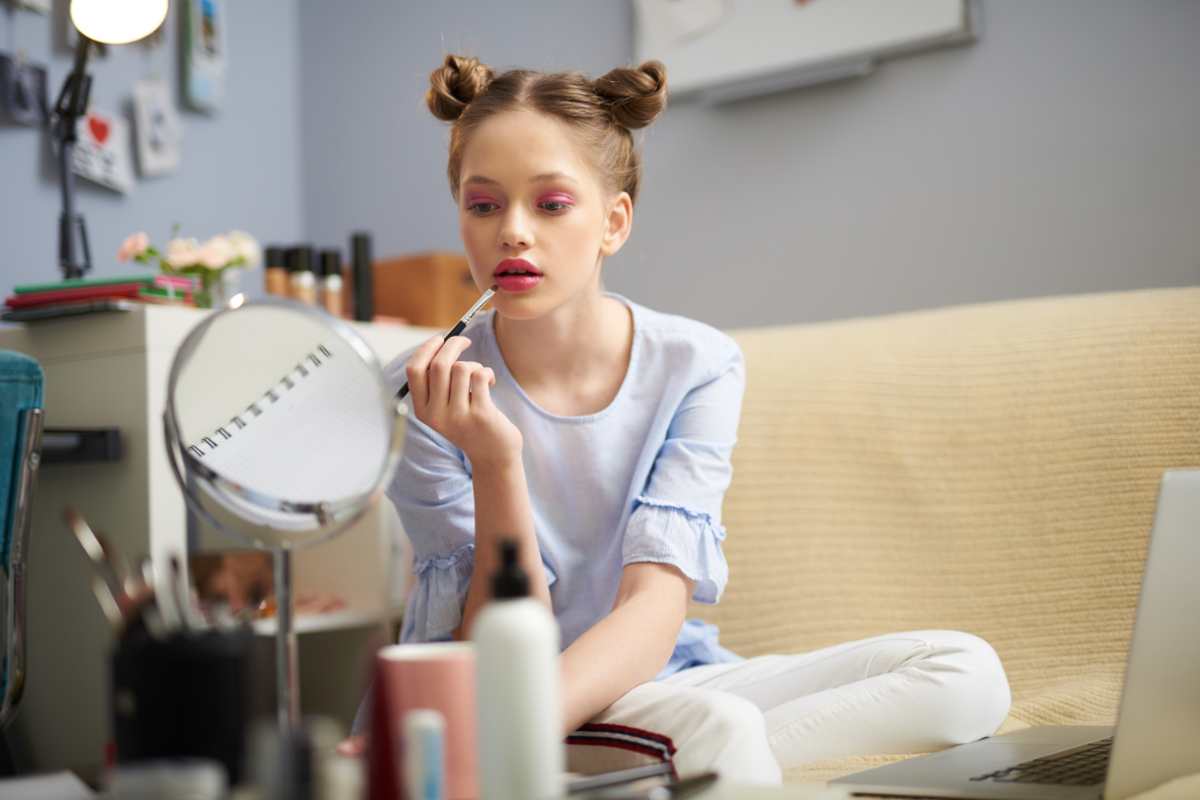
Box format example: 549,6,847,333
71,108,135,194
13,0,50,13
634,0,976,103
133,78,182,176
182,0,226,112
0,52,48,125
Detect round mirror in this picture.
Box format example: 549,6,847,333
163,297,404,729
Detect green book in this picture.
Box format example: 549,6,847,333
14,274,156,295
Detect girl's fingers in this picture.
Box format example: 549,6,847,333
469,367,495,408
405,335,447,408
449,361,479,415
425,336,473,407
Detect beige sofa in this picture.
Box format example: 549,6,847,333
699,286,1200,784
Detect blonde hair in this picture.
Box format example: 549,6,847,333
426,55,668,205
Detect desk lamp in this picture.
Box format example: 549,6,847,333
52,0,168,280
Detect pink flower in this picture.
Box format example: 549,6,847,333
227,230,261,268
164,237,201,269
117,231,150,262
197,235,236,269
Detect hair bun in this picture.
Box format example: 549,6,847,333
592,60,668,130
427,54,495,122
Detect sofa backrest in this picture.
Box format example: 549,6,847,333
702,286,1200,724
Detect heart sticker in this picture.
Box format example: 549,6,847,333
87,114,110,145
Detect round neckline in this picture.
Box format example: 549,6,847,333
487,292,639,424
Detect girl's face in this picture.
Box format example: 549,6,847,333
456,109,630,320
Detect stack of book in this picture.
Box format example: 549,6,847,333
2,273,201,322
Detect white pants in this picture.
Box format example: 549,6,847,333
586,629,1012,784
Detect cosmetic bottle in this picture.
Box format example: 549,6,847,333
319,249,344,317
288,246,318,306
350,232,374,322
404,709,446,800
472,539,563,800
264,246,289,297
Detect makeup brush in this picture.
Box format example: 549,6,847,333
396,286,497,400
65,507,128,625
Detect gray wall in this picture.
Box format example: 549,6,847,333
299,1,1200,330
0,1,304,292
3,1,1198,320
296,0,632,280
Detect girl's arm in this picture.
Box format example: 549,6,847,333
559,562,692,733
403,333,552,638
455,452,551,638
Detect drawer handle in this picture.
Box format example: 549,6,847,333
41,427,122,464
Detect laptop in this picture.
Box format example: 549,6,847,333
832,469,1200,800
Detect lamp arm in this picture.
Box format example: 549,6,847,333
53,35,94,143
51,34,95,280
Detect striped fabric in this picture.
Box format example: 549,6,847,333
567,722,678,778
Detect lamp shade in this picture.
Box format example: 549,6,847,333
70,0,168,45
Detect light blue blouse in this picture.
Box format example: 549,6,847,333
383,293,744,679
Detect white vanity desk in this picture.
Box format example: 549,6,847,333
0,303,432,773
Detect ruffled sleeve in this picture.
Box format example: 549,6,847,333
621,342,745,604
400,542,558,641
400,543,475,641
623,496,729,603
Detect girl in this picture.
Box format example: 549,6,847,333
382,54,1011,782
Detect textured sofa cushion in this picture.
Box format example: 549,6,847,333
694,287,1199,782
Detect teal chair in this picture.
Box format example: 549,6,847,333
0,351,44,749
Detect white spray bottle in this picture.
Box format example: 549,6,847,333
472,539,564,800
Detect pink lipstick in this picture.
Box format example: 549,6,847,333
493,258,543,293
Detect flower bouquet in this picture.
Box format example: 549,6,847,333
118,228,262,308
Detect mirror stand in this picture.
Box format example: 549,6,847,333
274,546,300,729
163,298,403,737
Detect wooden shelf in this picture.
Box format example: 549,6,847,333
251,605,404,636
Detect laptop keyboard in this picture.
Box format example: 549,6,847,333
970,736,1112,786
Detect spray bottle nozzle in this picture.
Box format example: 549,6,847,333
491,538,529,600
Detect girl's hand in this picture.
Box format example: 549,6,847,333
405,335,523,466
336,734,365,757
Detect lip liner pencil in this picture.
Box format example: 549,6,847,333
396,286,497,400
